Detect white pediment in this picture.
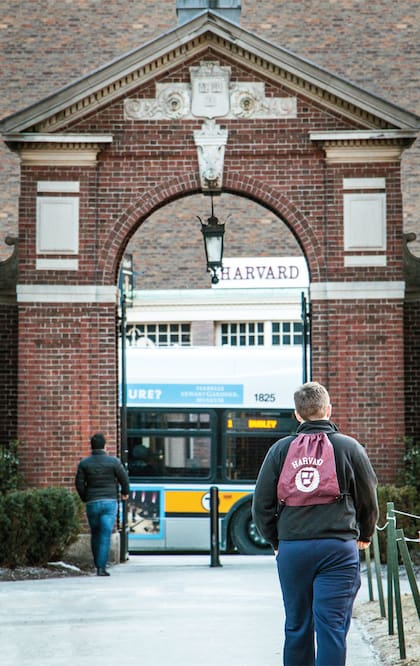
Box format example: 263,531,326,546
1,11,419,135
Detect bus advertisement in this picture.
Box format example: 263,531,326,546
123,346,302,554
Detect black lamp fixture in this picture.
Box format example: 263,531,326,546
198,194,225,284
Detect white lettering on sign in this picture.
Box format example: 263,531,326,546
213,257,309,289
128,388,163,400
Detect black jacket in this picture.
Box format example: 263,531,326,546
252,420,378,549
75,449,130,503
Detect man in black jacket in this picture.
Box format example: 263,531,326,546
252,382,378,666
75,433,130,576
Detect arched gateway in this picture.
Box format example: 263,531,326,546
0,12,419,487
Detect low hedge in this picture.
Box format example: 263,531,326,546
0,487,83,568
375,484,420,563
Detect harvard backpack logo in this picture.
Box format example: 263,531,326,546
277,432,341,506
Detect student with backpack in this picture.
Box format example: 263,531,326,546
252,381,378,666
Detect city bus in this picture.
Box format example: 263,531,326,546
123,345,302,554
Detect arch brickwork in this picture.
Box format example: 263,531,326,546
105,175,323,285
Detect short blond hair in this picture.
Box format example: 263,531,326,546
294,382,330,421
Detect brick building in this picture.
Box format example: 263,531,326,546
0,2,419,489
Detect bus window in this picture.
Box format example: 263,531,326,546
127,409,213,479
127,410,211,430
225,436,274,481
223,410,297,481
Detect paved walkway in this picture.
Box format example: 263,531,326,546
0,555,381,666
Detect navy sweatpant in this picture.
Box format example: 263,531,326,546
276,539,361,666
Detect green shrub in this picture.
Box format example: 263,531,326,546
26,488,84,565
375,484,420,563
0,488,83,567
402,437,420,493
0,441,21,494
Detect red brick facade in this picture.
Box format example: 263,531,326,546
0,13,419,485
404,298,420,445
16,303,118,486
0,304,18,445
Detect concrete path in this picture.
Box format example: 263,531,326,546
0,555,381,666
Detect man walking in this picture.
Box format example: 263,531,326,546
252,382,378,666
75,433,130,576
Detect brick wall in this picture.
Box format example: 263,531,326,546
0,304,18,445
16,303,119,486
404,298,420,444
312,299,405,482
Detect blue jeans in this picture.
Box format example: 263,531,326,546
276,539,361,666
86,499,118,570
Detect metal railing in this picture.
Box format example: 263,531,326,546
365,501,420,660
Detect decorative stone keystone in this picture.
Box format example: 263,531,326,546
194,119,228,192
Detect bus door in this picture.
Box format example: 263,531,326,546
220,409,297,554
127,408,217,551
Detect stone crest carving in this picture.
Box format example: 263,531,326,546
190,62,231,118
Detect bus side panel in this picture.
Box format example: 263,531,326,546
128,484,254,552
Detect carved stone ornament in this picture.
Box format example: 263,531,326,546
124,84,191,120
193,119,228,192
123,60,297,194
230,82,297,119
123,62,297,121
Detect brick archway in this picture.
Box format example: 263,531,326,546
1,13,417,485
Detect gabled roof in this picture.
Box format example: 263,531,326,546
1,10,419,135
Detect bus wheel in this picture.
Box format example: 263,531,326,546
230,504,272,555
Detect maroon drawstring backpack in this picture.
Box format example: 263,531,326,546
277,432,342,506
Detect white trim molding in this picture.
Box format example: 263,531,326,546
3,133,113,144
344,255,387,267
310,130,417,142
37,181,80,193
310,131,415,163
127,288,304,322
20,148,104,167
310,281,405,300
343,178,385,190
17,285,118,303
4,134,113,166
320,145,403,164
36,259,79,271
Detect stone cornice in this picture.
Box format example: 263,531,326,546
30,35,397,133
310,130,417,142
309,130,416,163
3,133,113,166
